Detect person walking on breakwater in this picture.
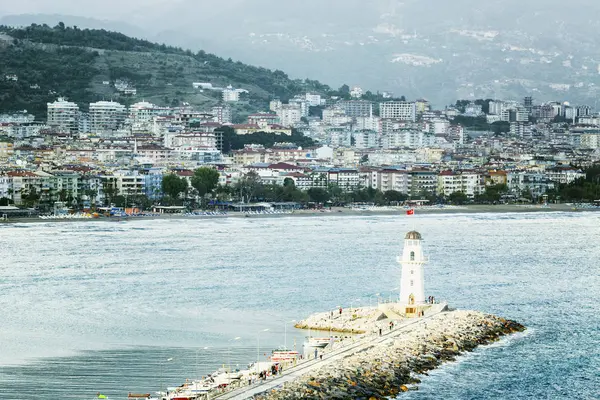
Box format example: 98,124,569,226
314,349,318,360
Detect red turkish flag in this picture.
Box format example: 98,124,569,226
406,209,415,215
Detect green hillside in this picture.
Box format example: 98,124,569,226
0,23,333,120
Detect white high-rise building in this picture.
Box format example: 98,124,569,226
47,98,80,134
354,116,381,134
129,101,171,123
211,105,232,124
305,93,323,107
269,99,283,113
89,101,127,133
289,97,310,118
222,87,240,102
322,107,352,126
277,104,302,127
380,101,417,121
352,129,379,149
398,231,426,305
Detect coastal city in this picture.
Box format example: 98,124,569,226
1,86,600,217
1,9,599,400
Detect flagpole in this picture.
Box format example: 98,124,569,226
406,207,416,231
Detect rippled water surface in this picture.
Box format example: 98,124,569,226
0,213,599,399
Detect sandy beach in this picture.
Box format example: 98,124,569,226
1,203,598,225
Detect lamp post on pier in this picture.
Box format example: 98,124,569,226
369,293,381,308
228,337,241,372
256,328,269,374
284,320,296,350
160,357,174,396
389,287,399,303
196,346,209,379
350,298,361,314
350,298,361,343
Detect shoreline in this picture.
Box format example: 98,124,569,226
256,310,525,400
1,204,599,225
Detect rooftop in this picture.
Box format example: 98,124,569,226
405,231,422,240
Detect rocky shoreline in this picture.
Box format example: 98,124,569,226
257,310,525,400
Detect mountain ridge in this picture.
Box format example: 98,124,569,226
0,23,335,119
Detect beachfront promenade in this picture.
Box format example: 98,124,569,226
216,304,448,400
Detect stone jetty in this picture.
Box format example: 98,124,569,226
256,310,525,400
294,303,411,335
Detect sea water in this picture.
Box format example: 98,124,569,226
0,213,598,399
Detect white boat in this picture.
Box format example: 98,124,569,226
271,350,299,362
306,337,333,348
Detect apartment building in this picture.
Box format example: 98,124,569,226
211,105,232,124
365,168,411,194
352,130,379,149
337,100,373,118
327,168,360,192
545,166,585,184
89,101,127,133
409,169,438,197
47,98,80,134
437,171,483,198
277,104,303,127
380,101,417,122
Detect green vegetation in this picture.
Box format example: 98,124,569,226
0,23,336,118
451,116,510,134
111,194,153,210
161,174,188,202
548,165,600,202
0,45,100,117
230,174,409,205
219,127,316,153
191,167,220,197
447,191,470,205
474,184,509,203
454,99,493,114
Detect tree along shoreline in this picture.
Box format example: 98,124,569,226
3,165,600,211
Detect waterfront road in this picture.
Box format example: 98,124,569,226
216,304,447,400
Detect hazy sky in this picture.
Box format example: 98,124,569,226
0,0,175,19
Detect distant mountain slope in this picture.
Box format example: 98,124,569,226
0,24,332,119
88,0,600,106
4,2,600,106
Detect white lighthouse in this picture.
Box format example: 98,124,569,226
398,231,426,307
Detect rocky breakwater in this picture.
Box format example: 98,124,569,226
257,310,525,400
294,306,396,334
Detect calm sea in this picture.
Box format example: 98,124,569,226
0,213,598,399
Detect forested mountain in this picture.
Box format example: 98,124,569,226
0,24,332,119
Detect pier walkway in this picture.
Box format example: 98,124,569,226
216,303,447,400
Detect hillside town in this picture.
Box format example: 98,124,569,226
1,86,598,215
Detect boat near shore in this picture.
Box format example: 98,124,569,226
305,337,334,348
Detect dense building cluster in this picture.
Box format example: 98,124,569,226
0,89,596,209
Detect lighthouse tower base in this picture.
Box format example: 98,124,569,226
397,301,449,318
376,301,444,319
401,303,432,318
